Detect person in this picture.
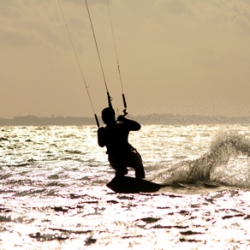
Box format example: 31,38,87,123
97,107,145,179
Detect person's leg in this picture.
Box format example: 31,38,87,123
115,166,128,178
109,154,128,178
129,149,145,179
135,162,145,179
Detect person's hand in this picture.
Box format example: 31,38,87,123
117,115,125,121
98,127,105,134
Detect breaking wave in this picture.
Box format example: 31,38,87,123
151,132,250,189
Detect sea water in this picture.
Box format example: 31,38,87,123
1,124,250,249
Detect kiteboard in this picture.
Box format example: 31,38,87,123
106,176,165,193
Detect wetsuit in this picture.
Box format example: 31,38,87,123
98,118,145,179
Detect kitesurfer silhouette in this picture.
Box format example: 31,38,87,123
98,107,145,179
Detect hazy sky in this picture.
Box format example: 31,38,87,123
1,0,250,119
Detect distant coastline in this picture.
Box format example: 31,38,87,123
1,114,250,126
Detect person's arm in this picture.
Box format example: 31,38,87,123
118,116,141,131
97,127,107,147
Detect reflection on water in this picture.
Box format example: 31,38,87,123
1,125,250,249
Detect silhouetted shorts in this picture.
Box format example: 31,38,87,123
107,145,144,172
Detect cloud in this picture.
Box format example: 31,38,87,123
156,0,250,32
0,28,36,46
158,0,193,16
1,0,250,118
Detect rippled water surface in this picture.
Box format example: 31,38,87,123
1,124,250,249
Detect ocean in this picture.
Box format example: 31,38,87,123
1,124,250,249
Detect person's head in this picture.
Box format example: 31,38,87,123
101,107,115,124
